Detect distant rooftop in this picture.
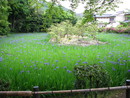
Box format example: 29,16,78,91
76,11,130,18
95,11,130,18
95,14,115,18
125,12,130,15
123,20,130,23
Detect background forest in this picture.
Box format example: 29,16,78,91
0,0,77,35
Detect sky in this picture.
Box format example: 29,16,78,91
59,0,130,14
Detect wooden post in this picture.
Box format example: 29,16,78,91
33,86,40,98
126,80,130,98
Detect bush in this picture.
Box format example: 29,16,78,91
120,21,130,27
0,79,10,91
48,21,74,42
48,21,99,43
83,22,99,39
73,64,111,89
124,26,130,34
103,27,130,34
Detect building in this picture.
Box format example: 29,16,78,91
95,11,130,27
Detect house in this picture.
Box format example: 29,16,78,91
94,14,115,27
95,11,130,27
124,13,130,23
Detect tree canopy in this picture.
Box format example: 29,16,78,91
49,0,121,23
7,0,77,33
0,0,120,35
0,0,9,35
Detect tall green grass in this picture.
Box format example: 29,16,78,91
0,33,130,91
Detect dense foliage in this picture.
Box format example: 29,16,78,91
0,0,77,34
8,0,44,32
0,79,10,91
42,4,77,31
0,0,9,35
74,64,111,89
7,0,77,32
103,27,130,34
103,21,130,34
74,64,111,97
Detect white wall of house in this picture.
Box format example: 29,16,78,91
108,13,126,27
115,13,125,22
107,22,120,27
96,12,128,27
96,18,110,23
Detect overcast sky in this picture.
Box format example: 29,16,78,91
60,0,130,14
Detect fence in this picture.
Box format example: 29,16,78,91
0,80,130,98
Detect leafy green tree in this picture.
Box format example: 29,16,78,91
81,0,121,24
49,0,120,23
28,0,46,32
8,0,29,32
0,0,9,35
42,3,77,31
8,0,43,32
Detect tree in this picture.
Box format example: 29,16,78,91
7,0,77,32
0,0,9,35
82,0,121,23
42,3,77,31
28,0,46,32
49,0,121,23
8,0,30,32
8,0,44,32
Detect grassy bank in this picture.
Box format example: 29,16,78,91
0,33,130,91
